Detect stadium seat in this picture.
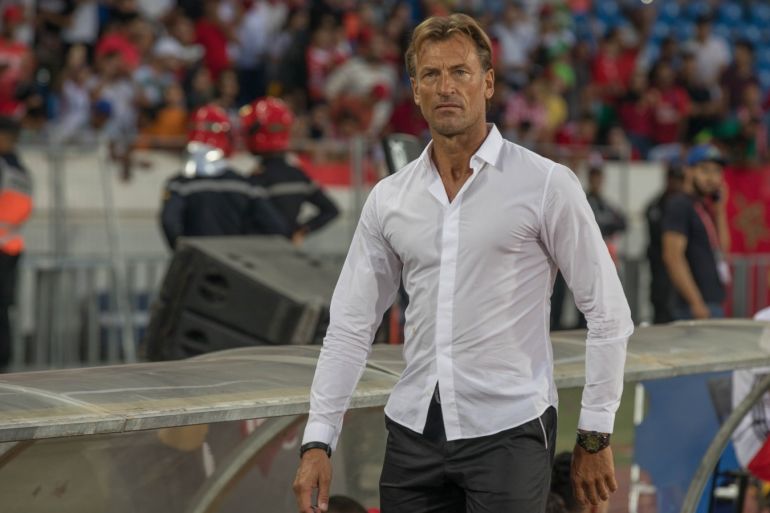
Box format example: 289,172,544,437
743,26,763,46
758,70,770,92
658,2,680,22
757,48,770,68
685,2,711,19
751,3,770,25
713,24,733,41
717,3,744,26
652,21,671,40
675,23,695,43
594,0,619,20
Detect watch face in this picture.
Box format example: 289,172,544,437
579,433,607,453
584,436,601,452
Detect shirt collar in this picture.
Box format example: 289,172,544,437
474,123,504,169
417,123,504,174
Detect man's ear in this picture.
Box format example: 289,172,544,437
484,68,495,101
411,77,420,106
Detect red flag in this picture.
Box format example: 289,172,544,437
725,166,770,254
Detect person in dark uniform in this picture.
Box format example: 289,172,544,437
239,97,338,245
160,103,291,250
0,116,31,372
645,163,684,324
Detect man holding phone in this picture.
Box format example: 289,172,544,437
662,144,730,320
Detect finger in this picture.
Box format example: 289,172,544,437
317,473,331,512
605,472,618,494
583,480,600,506
294,484,315,513
293,475,316,513
572,478,587,505
595,478,609,502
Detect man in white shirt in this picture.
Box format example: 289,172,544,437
293,14,633,513
690,14,730,86
492,2,537,89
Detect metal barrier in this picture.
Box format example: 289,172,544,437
552,253,769,329
727,254,770,318
11,253,168,371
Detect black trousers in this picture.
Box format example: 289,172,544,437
380,391,557,513
0,251,20,371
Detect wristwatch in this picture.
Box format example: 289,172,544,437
300,441,332,458
576,430,611,454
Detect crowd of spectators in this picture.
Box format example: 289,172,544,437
0,0,769,176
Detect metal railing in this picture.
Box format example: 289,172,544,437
11,253,167,371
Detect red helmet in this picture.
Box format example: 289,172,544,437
239,97,293,154
189,104,233,156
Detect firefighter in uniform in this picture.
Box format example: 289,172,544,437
239,97,339,245
0,116,31,372
160,104,291,249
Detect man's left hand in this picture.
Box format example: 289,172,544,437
571,444,617,506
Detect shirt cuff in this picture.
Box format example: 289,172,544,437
578,409,615,434
302,421,337,449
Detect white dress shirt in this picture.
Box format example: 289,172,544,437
303,125,633,449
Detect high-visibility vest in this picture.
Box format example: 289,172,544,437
0,155,32,255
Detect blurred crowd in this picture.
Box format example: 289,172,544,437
0,0,768,172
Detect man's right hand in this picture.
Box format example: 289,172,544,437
293,449,332,513
690,302,711,319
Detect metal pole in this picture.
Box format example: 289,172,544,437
681,373,770,513
185,416,300,513
96,140,137,363
47,144,67,258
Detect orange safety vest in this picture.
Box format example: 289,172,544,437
0,156,32,255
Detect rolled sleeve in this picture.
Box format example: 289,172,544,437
541,164,633,434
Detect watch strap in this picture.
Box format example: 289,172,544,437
300,441,332,458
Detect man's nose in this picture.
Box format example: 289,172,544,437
437,72,455,95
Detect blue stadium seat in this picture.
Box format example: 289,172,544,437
759,60,770,75
751,3,770,24
717,2,743,25
658,2,680,22
743,26,763,46
652,21,671,40
757,48,770,68
685,2,711,19
598,12,623,29
713,24,732,41
757,70,770,92
595,0,619,19
675,23,695,42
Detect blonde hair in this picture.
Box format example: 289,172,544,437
405,14,493,79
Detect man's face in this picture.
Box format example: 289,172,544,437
691,161,723,197
411,34,494,138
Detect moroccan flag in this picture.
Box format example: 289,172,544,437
725,167,770,254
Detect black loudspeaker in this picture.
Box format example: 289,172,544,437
382,133,424,175
145,236,343,361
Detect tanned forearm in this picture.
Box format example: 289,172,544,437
664,252,705,309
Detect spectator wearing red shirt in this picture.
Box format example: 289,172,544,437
503,77,548,146
306,21,349,103
194,0,232,82
648,61,690,150
0,6,33,118
618,71,654,158
591,28,636,106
